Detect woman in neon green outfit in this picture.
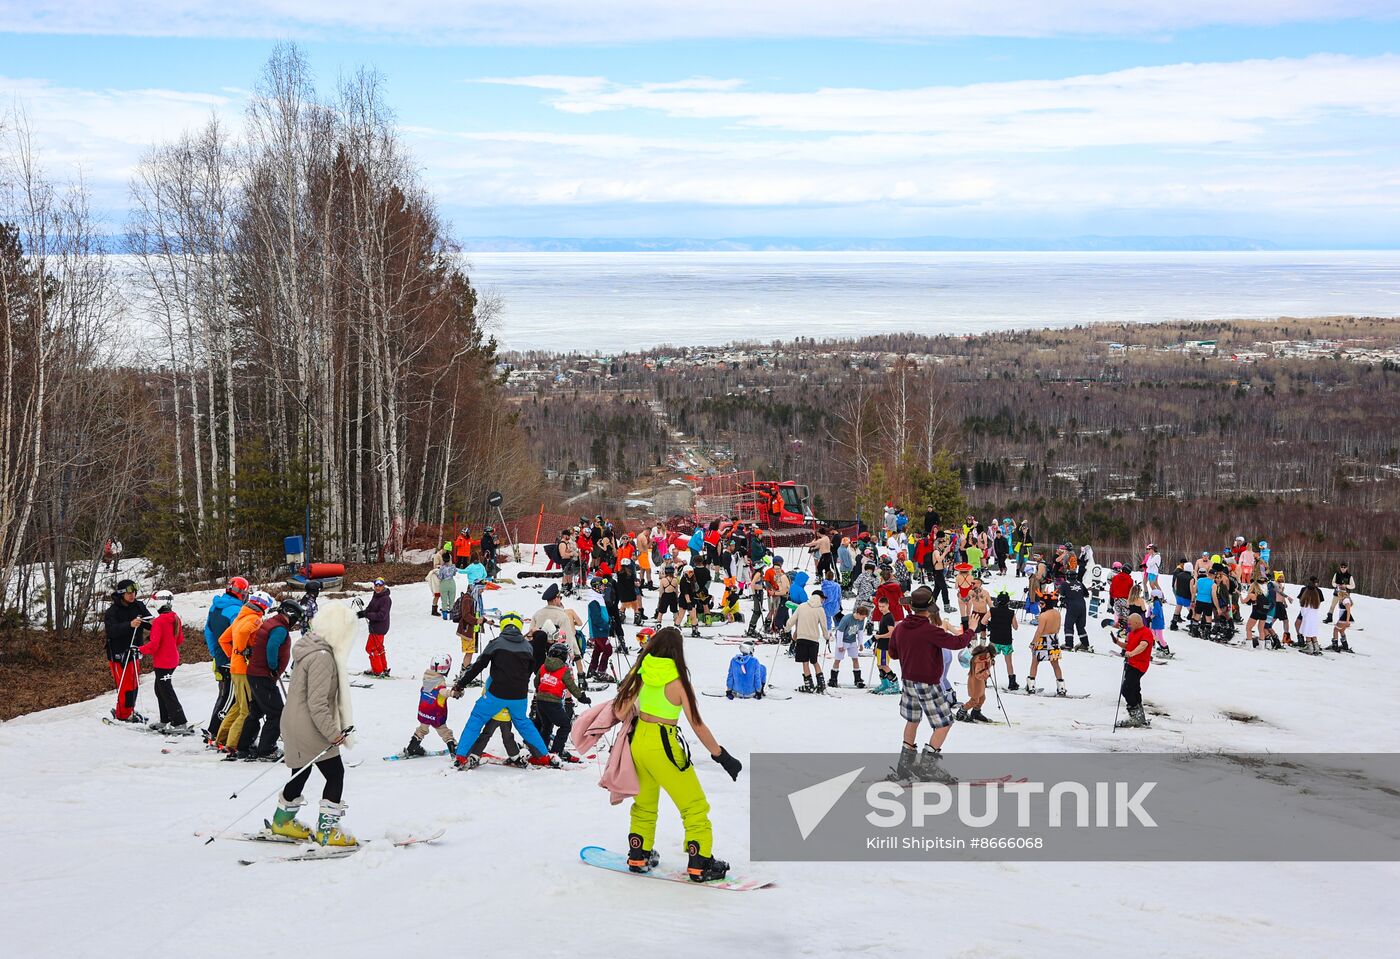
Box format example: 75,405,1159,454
613,627,743,881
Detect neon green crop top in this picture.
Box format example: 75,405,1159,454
637,656,682,720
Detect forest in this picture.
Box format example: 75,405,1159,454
506,316,1400,596
0,45,537,635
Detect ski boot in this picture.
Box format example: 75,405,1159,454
690,627,701,639
1323,613,1333,624
528,753,562,768
431,604,439,617
912,745,958,784
1169,617,1180,631
970,709,993,723
314,800,358,847
1076,639,1091,652
686,841,730,883
828,669,839,689
886,743,918,782
444,739,458,757
1006,676,1019,691
853,670,866,689
1328,640,1341,652
726,689,736,700
1024,679,1037,695
627,833,660,874
1055,681,1067,697
955,706,968,722
404,736,427,758
251,748,284,763
267,795,314,842
453,753,479,771
503,754,530,768
814,671,827,694
634,613,645,627
1339,639,1353,653
559,751,583,763
1115,705,1150,729
798,676,815,694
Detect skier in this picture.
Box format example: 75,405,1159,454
266,601,358,846
612,627,742,881
1297,578,1324,654
103,580,151,724
743,570,766,638
790,590,830,693
530,584,584,659
1148,579,1172,658
533,641,591,760
1108,562,1134,627
955,641,995,723
299,580,321,629
426,558,442,617
870,594,899,693
480,525,499,578
888,586,979,782
654,563,681,628
242,599,302,761
988,590,1020,691
819,568,843,631
435,551,458,620
1060,574,1090,651
584,578,614,681
830,603,869,689
138,589,188,732
615,558,643,626
1323,563,1355,624
217,590,275,758
357,578,393,677
724,640,768,699
1025,591,1068,696
203,577,247,737
450,612,560,768
1170,559,1193,630
1113,612,1154,728
1330,586,1355,652
453,527,473,569
402,654,459,759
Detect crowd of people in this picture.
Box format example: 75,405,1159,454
97,505,1363,877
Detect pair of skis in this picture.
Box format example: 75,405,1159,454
195,827,446,864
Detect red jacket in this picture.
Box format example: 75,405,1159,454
139,610,184,669
1125,625,1154,673
1109,572,1134,601
890,614,973,685
875,581,907,622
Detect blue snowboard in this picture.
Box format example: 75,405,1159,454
578,845,774,890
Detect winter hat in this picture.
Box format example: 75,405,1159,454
542,583,560,602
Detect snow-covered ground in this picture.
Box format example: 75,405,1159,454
1,551,1395,958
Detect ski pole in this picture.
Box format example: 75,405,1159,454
208,727,354,843
1112,662,1127,733
989,658,1012,726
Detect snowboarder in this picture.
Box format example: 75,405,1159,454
138,589,188,731
357,578,393,677
266,601,358,846
725,641,768,699
612,627,742,881
402,655,459,759
103,580,151,723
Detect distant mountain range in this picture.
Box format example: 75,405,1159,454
458,235,1285,253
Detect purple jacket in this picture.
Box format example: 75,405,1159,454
364,589,392,634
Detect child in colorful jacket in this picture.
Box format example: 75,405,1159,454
403,655,459,758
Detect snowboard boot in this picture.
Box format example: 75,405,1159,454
1024,679,1037,695
828,669,839,689
1056,681,1067,697
1006,675,1019,691
853,669,865,689
267,796,313,841
627,833,660,873
314,800,358,847
814,671,827,694
970,709,993,723
686,841,730,883
913,745,957,784
404,735,427,758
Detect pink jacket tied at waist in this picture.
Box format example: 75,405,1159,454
571,698,639,805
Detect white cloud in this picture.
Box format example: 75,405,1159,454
0,1,1394,43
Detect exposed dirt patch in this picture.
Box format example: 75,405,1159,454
1223,710,1268,725
342,561,433,588
0,627,212,722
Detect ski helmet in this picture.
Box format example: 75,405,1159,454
636,627,655,647
152,589,174,611
739,641,755,656
115,579,138,595
247,590,275,612
589,577,607,592
485,525,493,533
303,579,322,597
227,576,250,599
498,611,524,632
278,599,305,625
431,653,453,675
547,642,570,661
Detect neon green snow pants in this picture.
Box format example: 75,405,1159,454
629,720,712,857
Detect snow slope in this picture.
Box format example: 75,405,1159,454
1,552,1395,959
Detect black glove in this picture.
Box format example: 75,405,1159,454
712,747,742,781
578,692,592,705
356,610,367,619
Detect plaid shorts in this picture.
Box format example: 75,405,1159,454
899,680,958,728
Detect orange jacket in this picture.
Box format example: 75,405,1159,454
453,534,473,559
219,604,264,676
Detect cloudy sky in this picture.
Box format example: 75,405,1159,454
2,1,1399,244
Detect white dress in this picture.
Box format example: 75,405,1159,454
1299,606,1322,639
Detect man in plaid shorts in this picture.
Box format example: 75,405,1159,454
889,586,981,783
